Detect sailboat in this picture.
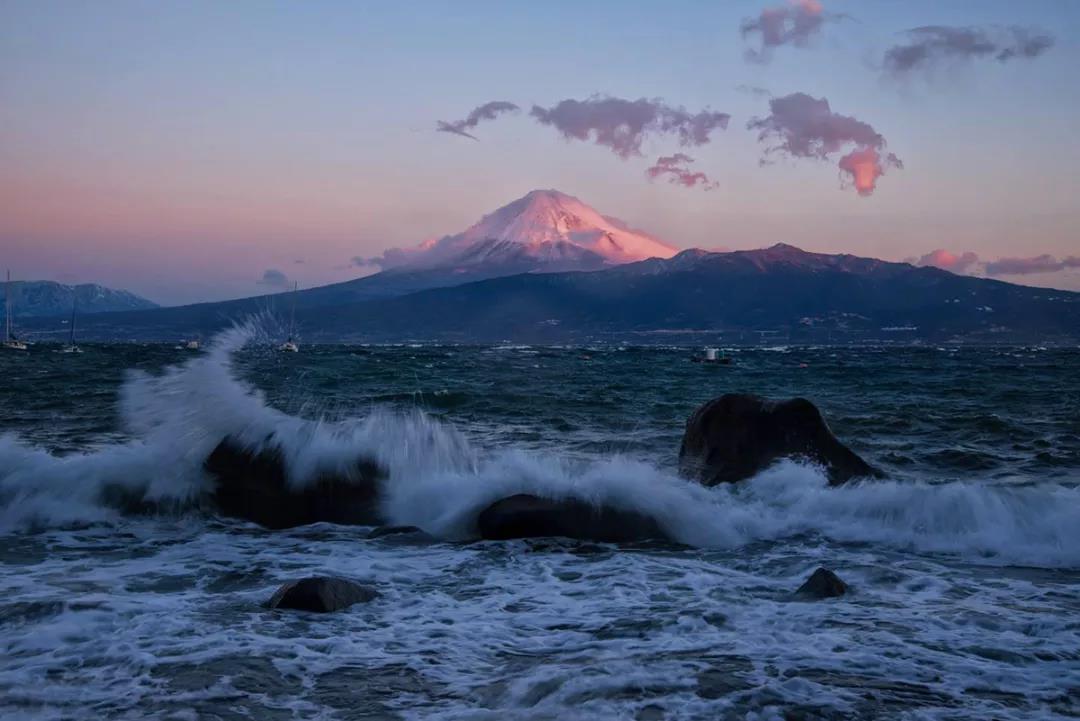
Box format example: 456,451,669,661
60,301,82,353
279,282,299,352
3,270,28,351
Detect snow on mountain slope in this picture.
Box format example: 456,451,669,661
368,189,678,271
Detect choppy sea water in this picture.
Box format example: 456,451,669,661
1,329,1078,720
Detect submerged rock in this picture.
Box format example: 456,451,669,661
795,568,848,599
366,525,433,541
268,576,377,613
476,493,669,543
678,393,879,486
204,437,386,529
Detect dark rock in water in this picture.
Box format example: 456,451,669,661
205,437,386,529
476,493,668,543
366,525,432,540
678,393,880,486
268,576,377,612
795,568,848,599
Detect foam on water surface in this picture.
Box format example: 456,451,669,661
1,327,1079,719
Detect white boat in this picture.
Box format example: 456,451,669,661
184,339,201,350
60,301,82,353
3,270,28,351
279,282,299,352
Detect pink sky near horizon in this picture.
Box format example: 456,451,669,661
1,1,1078,304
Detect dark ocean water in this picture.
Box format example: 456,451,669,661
1,331,1078,720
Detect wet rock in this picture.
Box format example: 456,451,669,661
476,494,669,543
795,568,848,599
366,525,432,541
679,394,880,486
268,576,377,613
204,437,386,529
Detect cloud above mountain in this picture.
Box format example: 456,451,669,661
530,96,730,159
915,249,980,273
741,0,844,63
352,245,433,270
884,25,1054,78
437,101,520,140
748,92,901,195
985,255,1080,276
257,269,290,288
646,154,718,191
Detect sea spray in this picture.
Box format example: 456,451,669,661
1,325,1079,567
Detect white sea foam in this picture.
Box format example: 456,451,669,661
2,324,1079,569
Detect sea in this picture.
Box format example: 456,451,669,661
1,326,1078,720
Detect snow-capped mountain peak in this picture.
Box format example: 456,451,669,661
371,189,678,272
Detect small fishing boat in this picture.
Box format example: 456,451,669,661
691,347,732,364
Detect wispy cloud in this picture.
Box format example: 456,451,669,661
436,101,520,141
747,92,900,195
985,255,1080,276
530,95,730,159
736,84,773,98
646,153,718,191
257,269,290,288
884,25,1054,78
741,0,844,63
915,249,980,274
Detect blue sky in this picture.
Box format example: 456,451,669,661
1,0,1078,303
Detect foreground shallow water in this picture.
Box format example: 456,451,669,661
1,336,1079,719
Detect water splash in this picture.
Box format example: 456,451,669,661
1,324,1078,568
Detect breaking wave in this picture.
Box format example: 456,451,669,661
1,324,1078,568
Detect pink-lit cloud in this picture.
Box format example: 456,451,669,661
646,154,718,191
748,92,901,195
530,96,730,159
741,0,843,63
839,147,902,197
985,255,1080,276
436,101,520,140
915,249,980,273
884,25,1054,78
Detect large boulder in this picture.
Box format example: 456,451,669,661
678,394,879,486
476,494,669,543
268,576,377,612
204,437,386,529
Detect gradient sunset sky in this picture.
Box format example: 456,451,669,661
2,0,1078,304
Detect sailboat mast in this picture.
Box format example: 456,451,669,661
289,282,297,338
70,301,77,345
4,270,10,341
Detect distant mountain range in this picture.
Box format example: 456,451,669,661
3,280,158,317
16,190,1080,343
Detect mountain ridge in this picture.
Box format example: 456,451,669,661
28,243,1080,344
2,280,158,317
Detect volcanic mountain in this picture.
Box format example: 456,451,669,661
367,189,678,272
38,190,677,325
